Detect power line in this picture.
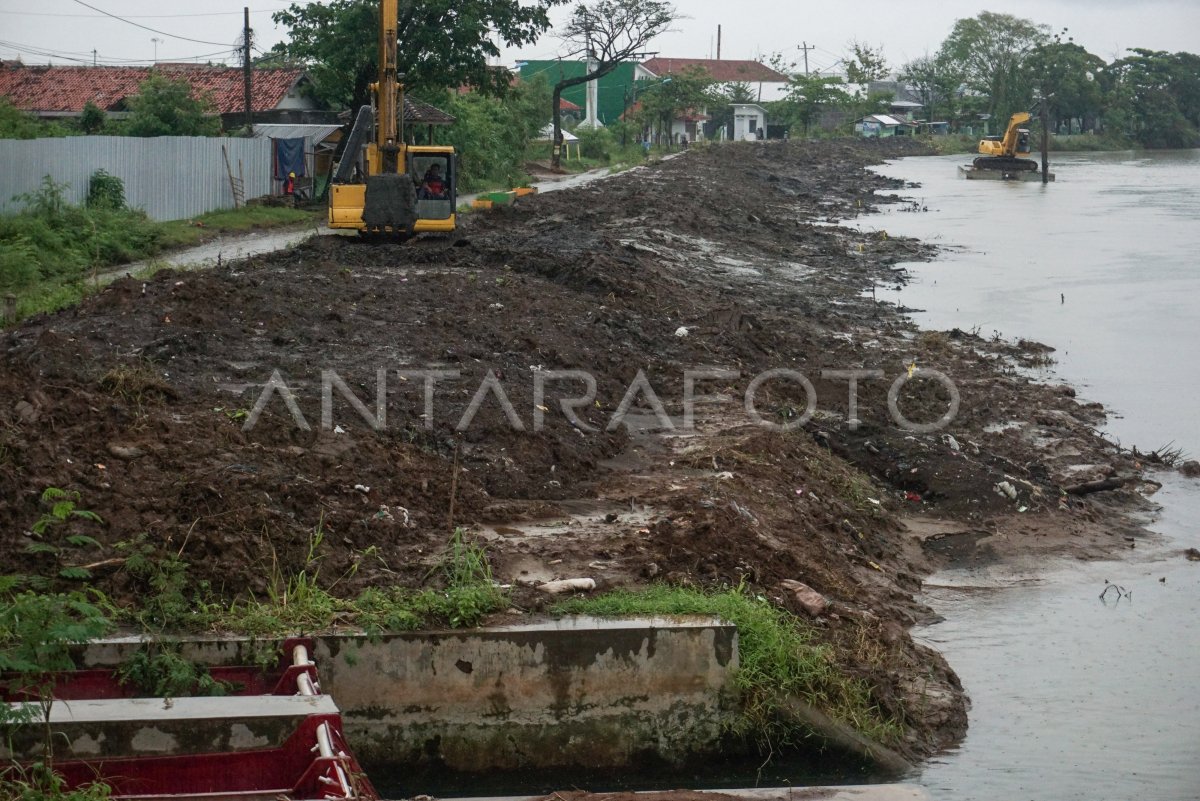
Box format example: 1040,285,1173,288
0,9,283,19
0,39,235,65
67,0,235,47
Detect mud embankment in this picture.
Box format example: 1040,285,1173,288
0,138,1149,762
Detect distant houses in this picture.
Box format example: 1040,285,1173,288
0,63,329,128
518,56,790,143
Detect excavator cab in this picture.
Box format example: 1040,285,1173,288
410,149,456,226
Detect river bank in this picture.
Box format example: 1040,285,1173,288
0,138,1161,773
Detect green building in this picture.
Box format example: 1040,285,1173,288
517,60,639,125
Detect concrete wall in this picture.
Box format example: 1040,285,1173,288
70,616,740,772
0,695,338,761
313,616,740,770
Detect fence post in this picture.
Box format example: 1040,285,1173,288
3,294,16,325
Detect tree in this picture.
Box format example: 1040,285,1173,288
1104,49,1200,148
428,75,551,190
1025,34,1105,133
79,101,107,135
899,54,961,123
938,12,1049,123
122,73,221,137
550,0,675,168
271,0,565,110
845,41,889,85
776,74,852,137
706,81,757,139
635,65,712,148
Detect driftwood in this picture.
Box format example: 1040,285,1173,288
1062,475,1137,496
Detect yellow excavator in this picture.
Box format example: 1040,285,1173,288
973,112,1037,173
328,0,456,237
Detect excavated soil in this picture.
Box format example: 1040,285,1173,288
0,139,1151,760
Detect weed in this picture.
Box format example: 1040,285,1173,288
25,489,104,583
117,534,204,631
116,647,234,699
0,762,112,801
554,583,903,749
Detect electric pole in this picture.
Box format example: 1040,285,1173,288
242,7,253,136
798,41,814,75
92,49,97,67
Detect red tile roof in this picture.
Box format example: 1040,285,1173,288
0,64,308,114
640,58,789,84
558,97,581,112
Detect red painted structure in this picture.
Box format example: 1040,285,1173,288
1,638,379,800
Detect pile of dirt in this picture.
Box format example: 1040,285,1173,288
0,137,1147,759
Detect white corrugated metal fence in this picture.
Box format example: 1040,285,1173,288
0,136,273,221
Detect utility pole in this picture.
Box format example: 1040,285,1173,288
92,49,97,67
716,25,721,60
242,7,253,136
798,41,814,75
1040,98,1051,184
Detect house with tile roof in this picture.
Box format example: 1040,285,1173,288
0,63,326,129
638,58,791,103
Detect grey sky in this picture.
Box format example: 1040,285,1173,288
1,0,1196,74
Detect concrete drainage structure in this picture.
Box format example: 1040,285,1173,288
59,616,739,773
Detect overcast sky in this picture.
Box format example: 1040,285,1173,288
1,0,1197,74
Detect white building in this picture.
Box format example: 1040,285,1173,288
730,103,768,141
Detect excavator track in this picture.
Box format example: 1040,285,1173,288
972,156,1038,172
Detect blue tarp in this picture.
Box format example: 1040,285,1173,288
272,137,306,178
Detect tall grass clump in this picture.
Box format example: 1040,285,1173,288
554,583,902,747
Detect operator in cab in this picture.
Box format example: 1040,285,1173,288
418,163,447,199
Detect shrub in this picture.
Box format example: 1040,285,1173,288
574,124,614,160
0,235,41,291
86,171,126,211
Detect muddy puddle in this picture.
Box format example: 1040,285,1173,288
861,150,1200,799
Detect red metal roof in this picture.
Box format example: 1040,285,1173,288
0,64,308,115
640,58,789,84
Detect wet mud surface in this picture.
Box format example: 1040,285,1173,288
0,139,1151,759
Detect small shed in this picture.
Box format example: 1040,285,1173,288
856,114,916,138
534,125,581,161
252,123,342,196
730,103,767,141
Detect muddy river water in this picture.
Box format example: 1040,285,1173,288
859,150,1200,799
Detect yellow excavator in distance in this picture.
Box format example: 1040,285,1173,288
328,0,456,237
973,112,1038,173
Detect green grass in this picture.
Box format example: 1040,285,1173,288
98,527,509,639
157,206,317,250
553,584,903,748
